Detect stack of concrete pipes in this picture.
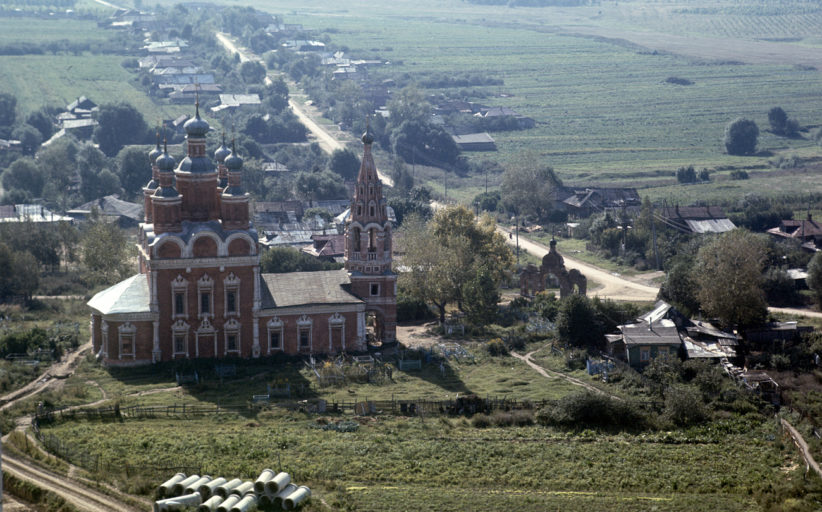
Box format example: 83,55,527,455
154,470,311,511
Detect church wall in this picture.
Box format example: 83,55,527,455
257,309,362,355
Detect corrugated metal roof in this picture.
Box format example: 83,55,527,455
260,270,362,309
621,322,682,346
684,218,736,234
87,274,151,315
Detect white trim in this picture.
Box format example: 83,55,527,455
223,272,241,318
187,231,224,258
152,236,185,258
197,273,214,320
266,316,284,354
148,256,259,270
297,315,312,352
171,274,189,320
100,320,109,358
195,318,216,358
328,313,345,352
99,312,159,323
224,318,241,355
171,319,190,358
257,304,363,316
224,232,258,256
117,322,137,359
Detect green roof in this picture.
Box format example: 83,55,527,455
87,274,151,315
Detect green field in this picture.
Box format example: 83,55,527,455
0,18,109,45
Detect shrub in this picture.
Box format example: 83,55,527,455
486,338,509,356
536,391,646,430
730,169,749,180
471,413,491,428
664,385,708,426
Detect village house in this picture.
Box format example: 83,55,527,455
767,213,822,251
87,105,396,365
658,205,735,234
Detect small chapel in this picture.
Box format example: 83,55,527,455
88,105,396,366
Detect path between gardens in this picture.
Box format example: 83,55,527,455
781,418,822,479
511,349,622,401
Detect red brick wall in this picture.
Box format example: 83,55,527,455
257,310,360,355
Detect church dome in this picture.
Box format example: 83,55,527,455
184,111,209,137
362,126,374,144
225,150,243,170
156,150,175,171
149,142,162,163
214,142,231,163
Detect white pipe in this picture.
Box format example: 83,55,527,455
185,475,212,495
215,478,242,499
230,481,254,497
201,477,228,499
172,475,200,497
253,468,276,493
265,472,291,494
258,492,273,507
153,492,203,512
157,473,186,498
229,494,257,512
284,486,311,510
273,483,298,509
216,494,241,512
198,495,224,512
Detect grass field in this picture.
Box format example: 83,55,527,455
0,18,109,45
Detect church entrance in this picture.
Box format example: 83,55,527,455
365,311,383,346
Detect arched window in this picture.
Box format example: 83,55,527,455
369,228,377,251
352,227,361,251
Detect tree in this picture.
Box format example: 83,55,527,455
12,124,42,155
116,146,151,198
328,148,360,181
695,229,768,329
26,109,54,141
2,158,45,197
556,294,604,349
0,93,16,128
807,252,822,306
724,118,759,156
461,264,500,326
94,103,149,157
658,257,700,317
239,61,267,84
768,107,788,135
386,85,430,126
260,247,342,273
80,212,132,284
294,170,348,200
390,119,461,167
500,154,562,222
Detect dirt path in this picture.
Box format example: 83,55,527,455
511,349,621,400
2,454,140,512
0,342,91,412
501,228,660,302
781,418,822,479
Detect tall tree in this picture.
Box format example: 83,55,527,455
94,103,149,157
500,153,562,222
724,118,759,156
117,146,151,197
695,229,768,328
80,211,132,284
807,252,822,307
2,158,45,198
0,93,16,128
328,148,361,181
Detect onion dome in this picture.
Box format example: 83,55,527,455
362,126,374,145
225,149,243,171
149,140,162,163
156,149,176,172
183,102,209,137
215,140,231,163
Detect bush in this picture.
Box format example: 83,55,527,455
724,118,759,156
664,385,708,426
536,391,647,430
471,413,491,428
486,338,509,356
730,169,749,180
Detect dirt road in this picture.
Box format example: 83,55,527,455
503,229,660,302
781,418,822,479
511,350,622,400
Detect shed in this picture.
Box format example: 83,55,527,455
452,132,496,151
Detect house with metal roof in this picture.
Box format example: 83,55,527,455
658,205,735,234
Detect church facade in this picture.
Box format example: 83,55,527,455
88,106,396,366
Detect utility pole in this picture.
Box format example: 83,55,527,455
651,202,661,270
515,212,520,266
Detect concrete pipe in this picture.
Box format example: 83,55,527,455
258,492,273,507
157,473,186,498
284,486,311,510
172,474,200,496
265,472,291,494
216,494,241,512
229,494,257,512
215,478,243,499
153,492,203,512
197,495,224,512
253,468,276,493
273,483,298,509
185,475,212,495
230,481,254,497
201,477,228,499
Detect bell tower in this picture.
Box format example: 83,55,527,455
344,127,396,343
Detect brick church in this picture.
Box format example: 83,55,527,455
88,105,396,365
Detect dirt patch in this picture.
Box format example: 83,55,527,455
396,323,445,350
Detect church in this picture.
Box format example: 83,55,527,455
88,104,396,366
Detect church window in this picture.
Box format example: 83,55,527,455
226,290,236,313
353,227,361,251
297,315,312,351
174,293,185,315
357,205,362,216
118,322,136,359
224,273,241,318
224,318,241,354
197,274,214,319
370,283,380,296
299,328,310,349
200,292,211,315
174,335,186,354
370,205,375,216
267,317,283,353
368,228,377,251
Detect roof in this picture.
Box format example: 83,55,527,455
260,270,362,309
70,195,143,221
0,204,73,223
768,218,822,240
683,337,736,359
67,96,97,112
452,132,495,144
62,118,98,130
87,274,151,315
659,206,735,233
620,322,682,347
